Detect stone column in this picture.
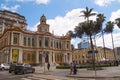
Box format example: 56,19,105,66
70,52,72,63
18,48,22,63
36,50,39,64
48,51,52,64
53,52,55,64
36,35,39,48
10,48,12,62
11,32,13,45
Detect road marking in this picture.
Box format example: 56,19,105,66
21,78,31,80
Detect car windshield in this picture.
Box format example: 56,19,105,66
3,63,9,66
24,64,31,67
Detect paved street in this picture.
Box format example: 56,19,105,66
1,65,120,80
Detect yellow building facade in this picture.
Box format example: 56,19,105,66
0,11,72,65
73,47,115,64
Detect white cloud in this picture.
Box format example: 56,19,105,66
47,8,97,36
110,9,120,22
16,0,50,4
96,32,120,49
96,9,120,49
94,0,115,7
109,9,120,30
1,4,20,12
29,8,120,49
29,8,97,48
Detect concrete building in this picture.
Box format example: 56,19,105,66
0,10,72,65
0,10,26,34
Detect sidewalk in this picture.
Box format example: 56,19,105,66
31,65,120,79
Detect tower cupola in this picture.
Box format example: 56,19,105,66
40,14,46,24
37,15,49,32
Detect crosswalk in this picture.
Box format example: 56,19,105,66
21,76,49,80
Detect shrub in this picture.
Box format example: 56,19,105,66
56,66,70,69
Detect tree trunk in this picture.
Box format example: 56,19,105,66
111,33,116,61
89,35,95,69
102,31,106,60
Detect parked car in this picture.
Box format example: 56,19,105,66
9,63,35,74
0,65,2,71
0,63,10,70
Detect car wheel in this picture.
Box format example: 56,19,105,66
22,71,26,74
1,67,5,71
9,70,11,73
14,72,17,74
32,70,35,73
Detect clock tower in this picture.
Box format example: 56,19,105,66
37,15,49,32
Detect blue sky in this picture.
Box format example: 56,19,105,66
0,0,120,49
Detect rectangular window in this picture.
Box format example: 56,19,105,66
51,40,53,47
67,41,70,49
59,42,61,49
23,53,26,62
39,54,42,62
28,38,31,46
23,37,26,46
39,40,41,47
32,54,35,61
27,53,30,61
32,38,35,47
13,33,19,44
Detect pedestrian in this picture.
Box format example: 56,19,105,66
47,62,50,71
70,62,73,75
73,61,77,75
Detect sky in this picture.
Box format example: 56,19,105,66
0,0,120,49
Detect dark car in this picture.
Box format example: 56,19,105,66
0,65,2,71
9,63,35,74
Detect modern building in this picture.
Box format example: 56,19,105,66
0,10,72,65
78,40,90,49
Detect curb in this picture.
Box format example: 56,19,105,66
67,75,120,78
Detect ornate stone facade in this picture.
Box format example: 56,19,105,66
0,11,72,65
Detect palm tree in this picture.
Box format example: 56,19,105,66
104,21,116,62
115,18,120,28
96,14,106,60
80,7,96,50
67,7,104,71
81,7,96,22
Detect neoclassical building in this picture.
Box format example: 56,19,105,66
73,47,115,64
0,10,72,65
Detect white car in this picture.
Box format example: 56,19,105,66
1,63,10,70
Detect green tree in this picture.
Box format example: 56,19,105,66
67,7,105,70
115,18,120,28
81,7,96,21
104,21,116,61
96,14,106,59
